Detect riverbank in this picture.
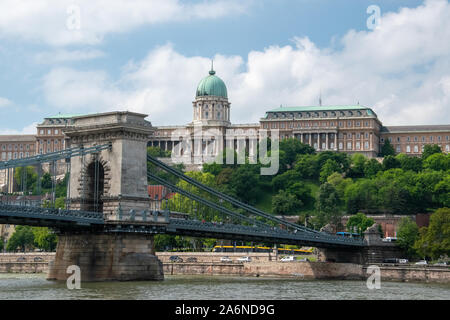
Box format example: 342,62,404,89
1,252,449,284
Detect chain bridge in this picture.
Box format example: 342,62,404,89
0,111,367,281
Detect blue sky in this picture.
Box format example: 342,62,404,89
0,0,448,133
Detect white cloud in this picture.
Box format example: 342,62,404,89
34,49,105,63
0,97,11,108
0,122,37,135
41,0,450,126
0,0,250,46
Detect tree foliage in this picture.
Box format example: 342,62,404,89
380,139,395,157
397,217,420,258
346,212,375,235
6,226,35,252
414,208,450,260
272,190,301,215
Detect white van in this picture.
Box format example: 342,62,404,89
280,256,295,262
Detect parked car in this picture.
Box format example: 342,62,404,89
383,258,398,263
186,257,197,263
433,262,448,266
33,257,44,262
382,237,398,242
16,257,26,262
237,256,252,263
280,256,295,262
220,256,232,263
415,260,428,265
169,255,183,263
398,259,409,264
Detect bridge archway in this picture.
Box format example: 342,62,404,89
83,160,105,212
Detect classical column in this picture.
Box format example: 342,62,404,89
317,133,321,150
164,141,167,151
326,133,329,150
334,133,337,150
300,134,304,143
309,133,312,146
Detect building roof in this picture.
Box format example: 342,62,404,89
381,125,450,133
148,185,175,201
266,105,374,113
46,114,86,119
0,134,36,142
196,69,228,99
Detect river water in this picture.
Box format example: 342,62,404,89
0,274,448,300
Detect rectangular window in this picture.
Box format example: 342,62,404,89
339,142,343,150
406,145,411,153
396,145,401,153
364,141,369,149
414,145,419,153
356,142,361,150
347,142,352,150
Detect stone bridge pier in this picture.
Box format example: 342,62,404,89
317,224,403,264
47,111,165,282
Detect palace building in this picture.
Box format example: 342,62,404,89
148,67,450,161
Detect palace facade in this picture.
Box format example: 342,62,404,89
148,67,450,161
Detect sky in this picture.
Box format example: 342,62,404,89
0,0,449,134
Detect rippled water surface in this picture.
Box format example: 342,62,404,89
0,274,449,300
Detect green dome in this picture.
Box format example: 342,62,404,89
196,70,228,99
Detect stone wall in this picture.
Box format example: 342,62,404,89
364,265,450,284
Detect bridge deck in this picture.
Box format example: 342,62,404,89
0,204,365,249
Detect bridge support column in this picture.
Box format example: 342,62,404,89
47,232,164,282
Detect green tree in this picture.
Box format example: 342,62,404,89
229,164,260,204
346,212,375,235
397,217,420,258
382,155,400,170
349,154,367,178
422,144,442,160
396,154,423,172
279,138,315,170
147,146,171,158
32,227,58,251
0,237,4,252
434,175,450,207
327,172,353,199
380,139,395,157
315,182,343,228
294,154,318,179
319,159,342,183
272,170,301,192
345,179,378,214
364,158,382,177
272,190,301,215
6,226,35,252
414,208,450,260
423,153,450,171
14,166,37,192
41,172,52,189
286,182,314,208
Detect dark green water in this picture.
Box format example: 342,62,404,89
0,274,449,300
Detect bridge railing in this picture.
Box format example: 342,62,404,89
0,203,104,223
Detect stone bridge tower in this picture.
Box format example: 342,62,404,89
47,112,165,282
63,111,153,218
